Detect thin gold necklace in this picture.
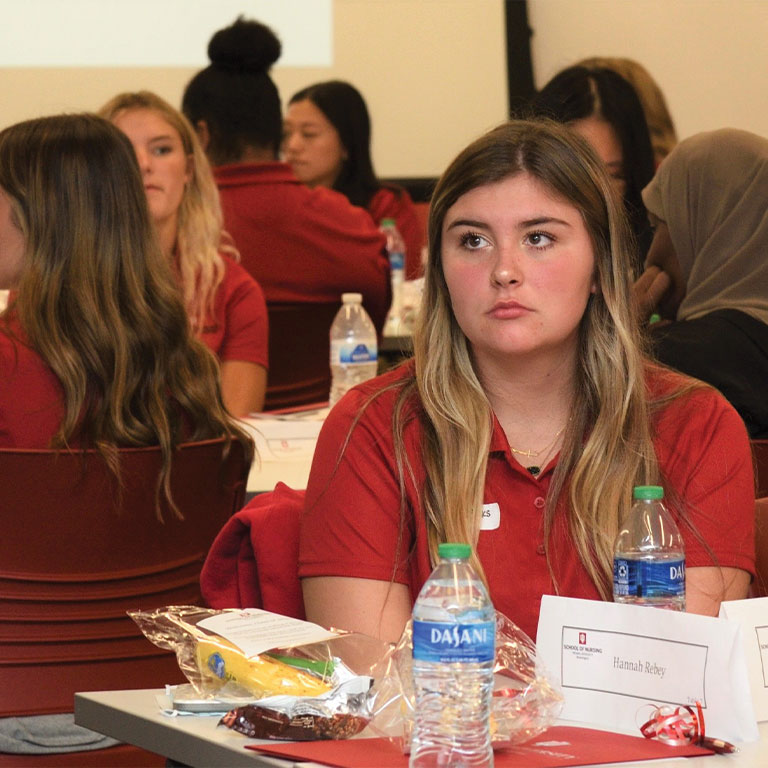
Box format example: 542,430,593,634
507,424,567,459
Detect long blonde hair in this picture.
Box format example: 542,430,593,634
0,114,252,515
99,91,233,332
395,120,663,597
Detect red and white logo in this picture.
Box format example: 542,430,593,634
579,632,587,645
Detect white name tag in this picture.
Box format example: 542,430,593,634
480,503,500,530
720,597,768,722
536,595,758,743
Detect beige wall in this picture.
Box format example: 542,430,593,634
0,0,508,179
1,0,766,178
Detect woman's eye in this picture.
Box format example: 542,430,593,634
459,232,489,249
525,231,555,249
152,145,172,156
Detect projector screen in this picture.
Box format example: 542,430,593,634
0,0,332,67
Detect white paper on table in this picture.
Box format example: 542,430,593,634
198,609,339,658
536,595,758,742
240,415,324,461
719,597,768,721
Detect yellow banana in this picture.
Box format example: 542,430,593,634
196,637,331,698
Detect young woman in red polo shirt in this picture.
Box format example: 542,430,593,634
283,80,425,279
298,119,754,642
101,91,269,416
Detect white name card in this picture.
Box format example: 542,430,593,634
720,597,768,721
536,595,758,743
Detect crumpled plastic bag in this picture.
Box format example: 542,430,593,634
129,605,389,740
365,610,563,751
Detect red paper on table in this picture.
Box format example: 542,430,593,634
247,725,713,768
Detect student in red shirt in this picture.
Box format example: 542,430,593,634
284,80,425,279
101,91,268,416
180,20,390,352
299,120,755,643
0,113,251,467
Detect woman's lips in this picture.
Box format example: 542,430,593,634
488,300,531,319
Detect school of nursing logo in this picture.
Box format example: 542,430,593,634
579,632,587,645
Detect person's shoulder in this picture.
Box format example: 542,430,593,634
327,361,419,431
647,363,747,441
368,185,414,219
214,162,294,188
307,185,379,229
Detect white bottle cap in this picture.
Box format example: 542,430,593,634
341,292,363,304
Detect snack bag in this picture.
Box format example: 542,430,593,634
129,605,389,740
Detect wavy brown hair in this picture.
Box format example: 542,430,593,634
386,120,676,597
0,114,253,515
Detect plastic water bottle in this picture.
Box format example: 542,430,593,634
381,218,405,335
613,485,686,611
329,292,378,408
410,543,495,767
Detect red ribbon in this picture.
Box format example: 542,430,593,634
640,702,704,746
639,702,736,754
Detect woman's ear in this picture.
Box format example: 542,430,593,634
195,120,211,152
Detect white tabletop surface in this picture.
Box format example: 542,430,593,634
240,409,327,494
75,688,768,768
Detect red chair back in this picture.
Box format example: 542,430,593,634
0,438,249,718
264,302,340,410
754,498,768,598
752,439,768,497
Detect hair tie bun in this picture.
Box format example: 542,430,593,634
208,16,282,73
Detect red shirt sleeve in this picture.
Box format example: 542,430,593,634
299,373,418,584
201,256,269,369
653,377,755,576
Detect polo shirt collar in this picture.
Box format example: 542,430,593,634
213,161,299,188
488,410,558,481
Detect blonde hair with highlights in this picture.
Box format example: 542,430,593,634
0,114,252,515
100,91,233,332
394,120,669,597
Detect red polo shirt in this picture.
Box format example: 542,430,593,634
0,318,65,447
214,162,391,332
299,363,755,640
198,255,268,369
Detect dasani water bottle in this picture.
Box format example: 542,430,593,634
329,292,378,408
410,542,495,767
613,485,685,610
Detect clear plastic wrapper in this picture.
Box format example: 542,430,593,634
129,605,389,740
366,610,563,751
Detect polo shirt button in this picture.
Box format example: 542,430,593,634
533,496,545,509
536,544,546,555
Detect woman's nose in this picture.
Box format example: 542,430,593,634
491,247,522,285
284,132,301,155
134,148,151,173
